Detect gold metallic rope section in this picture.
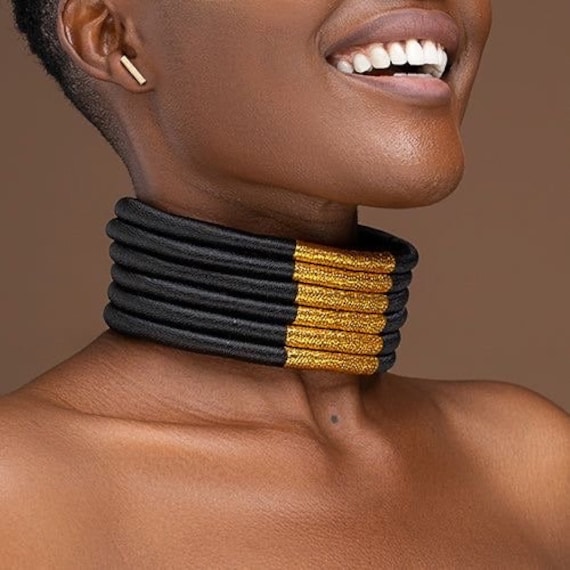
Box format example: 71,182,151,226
294,242,397,274
295,284,390,313
285,326,384,356
293,262,393,293
294,306,387,334
285,347,380,375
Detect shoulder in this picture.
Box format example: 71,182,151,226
0,391,85,562
429,378,570,476
429,376,567,420
431,378,569,449
407,377,570,483
0,385,104,485
426,378,570,558
0,391,61,505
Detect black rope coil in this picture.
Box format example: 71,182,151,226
104,198,419,375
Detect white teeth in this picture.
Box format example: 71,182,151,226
336,59,354,74
438,48,448,71
394,73,434,78
387,42,408,66
331,39,450,79
424,48,448,79
369,44,391,69
405,39,425,66
421,40,440,65
353,53,372,73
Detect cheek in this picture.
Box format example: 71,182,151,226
146,1,326,160
475,0,493,38
454,0,493,119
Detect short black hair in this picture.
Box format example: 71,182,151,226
10,0,123,153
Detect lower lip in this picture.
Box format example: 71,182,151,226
332,69,452,106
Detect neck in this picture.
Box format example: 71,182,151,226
44,171,416,436
128,158,360,247
67,330,385,441
84,188,417,434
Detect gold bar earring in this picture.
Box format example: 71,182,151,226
120,55,147,86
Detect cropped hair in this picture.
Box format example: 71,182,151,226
10,0,122,152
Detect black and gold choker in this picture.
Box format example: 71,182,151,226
104,198,419,375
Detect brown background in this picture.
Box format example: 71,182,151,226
1,2,568,410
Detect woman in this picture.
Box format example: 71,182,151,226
2,0,568,567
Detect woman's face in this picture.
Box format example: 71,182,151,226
129,0,492,208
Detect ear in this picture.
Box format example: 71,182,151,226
56,0,152,92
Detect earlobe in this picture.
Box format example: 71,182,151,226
56,0,151,92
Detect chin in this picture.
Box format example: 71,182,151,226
313,134,466,209
367,151,466,209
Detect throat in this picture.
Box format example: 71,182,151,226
47,329,380,441
286,367,381,440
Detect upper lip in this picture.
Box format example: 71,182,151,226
323,8,460,61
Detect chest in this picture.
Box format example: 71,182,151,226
47,418,561,568
80,478,551,569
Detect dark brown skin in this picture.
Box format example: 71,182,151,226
2,0,569,567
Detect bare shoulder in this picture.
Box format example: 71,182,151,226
425,375,567,422
0,390,84,565
403,376,569,476
427,377,570,473
430,378,569,451
418,377,570,556
0,389,55,472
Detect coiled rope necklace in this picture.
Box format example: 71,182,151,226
104,198,419,375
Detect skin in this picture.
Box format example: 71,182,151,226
2,0,569,567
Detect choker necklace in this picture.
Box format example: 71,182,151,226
104,198,419,375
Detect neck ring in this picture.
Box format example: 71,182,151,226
104,198,419,375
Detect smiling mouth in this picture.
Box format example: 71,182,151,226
327,39,450,80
